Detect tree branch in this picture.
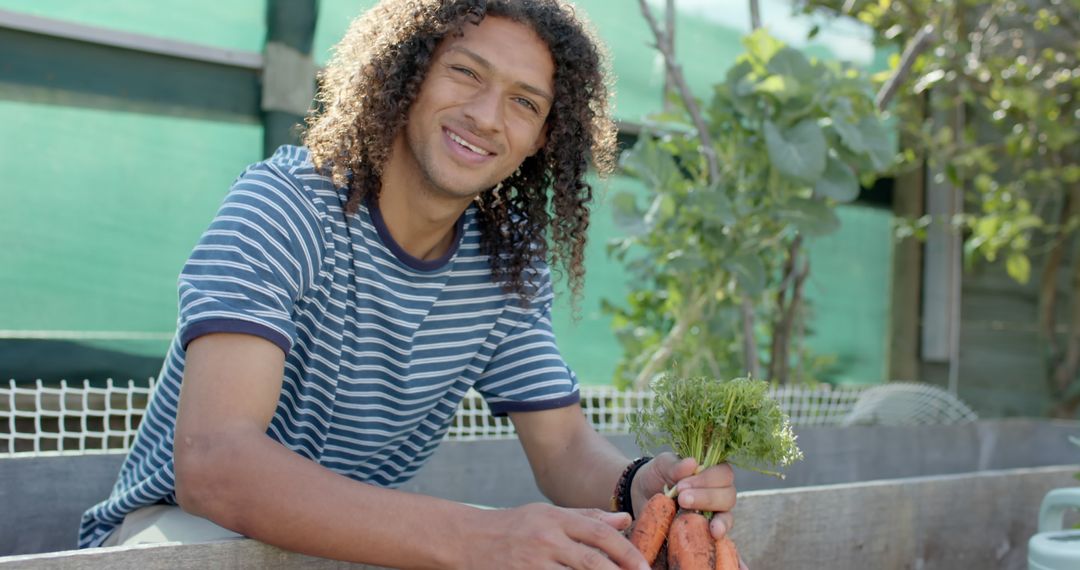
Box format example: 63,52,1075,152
876,24,937,111
769,238,808,384
637,0,721,185
1051,184,1080,412
633,290,712,389
749,0,762,30
633,0,732,385
741,298,761,379
663,0,676,111
1039,174,1073,357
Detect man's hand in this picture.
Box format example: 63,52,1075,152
630,453,737,539
461,504,649,570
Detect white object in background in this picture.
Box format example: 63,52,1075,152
1029,487,1080,570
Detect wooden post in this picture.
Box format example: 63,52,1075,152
262,0,319,157
888,95,926,382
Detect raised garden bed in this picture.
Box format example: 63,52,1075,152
2,419,1077,569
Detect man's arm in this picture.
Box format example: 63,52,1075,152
174,333,477,568
509,404,629,511
175,333,648,570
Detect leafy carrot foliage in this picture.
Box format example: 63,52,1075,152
630,375,803,477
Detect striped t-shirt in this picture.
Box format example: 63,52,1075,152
79,145,580,548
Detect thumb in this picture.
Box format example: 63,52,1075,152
640,453,696,495
656,453,698,485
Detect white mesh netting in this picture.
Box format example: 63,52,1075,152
1,379,975,456
839,382,979,426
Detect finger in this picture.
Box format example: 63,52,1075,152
739,555,750,570
675,462,735,492
646,452,679,482
667,454,698,483
572,508,633,531
556,541,623,570
563,514,649,570
642,453,696,493
678,484,737,513
708,511,735,539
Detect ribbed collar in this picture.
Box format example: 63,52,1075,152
365,194,467,272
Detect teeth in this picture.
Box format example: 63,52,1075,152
448,131,491,156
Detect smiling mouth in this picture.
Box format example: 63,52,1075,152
445,129,493,156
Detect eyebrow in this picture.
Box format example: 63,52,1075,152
446,46,554,103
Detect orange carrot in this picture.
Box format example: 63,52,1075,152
666,511,715,570
652,540,669,570
629,493,678,565
714,535,740,570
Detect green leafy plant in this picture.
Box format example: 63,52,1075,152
607,28,891,389
801,0,1080,417
630,375,803,478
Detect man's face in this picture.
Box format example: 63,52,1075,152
396,16,554,200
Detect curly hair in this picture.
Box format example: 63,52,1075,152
303,0,617,305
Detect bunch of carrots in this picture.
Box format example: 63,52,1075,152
626,375,803,569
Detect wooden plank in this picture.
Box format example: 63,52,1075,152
728,465,1078,570
0,454,125,555
0,539,387,569
0,9,263,69
921,92,962,365
3,466,1074,569
0,27,260,123
5,420,1079,556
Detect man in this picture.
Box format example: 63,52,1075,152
80,1,739,568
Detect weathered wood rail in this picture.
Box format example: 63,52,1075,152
1,466,1074,570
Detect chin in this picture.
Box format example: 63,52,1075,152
431,175,494,200
420,160,499,201
431,181,487,201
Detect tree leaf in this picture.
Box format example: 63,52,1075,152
644,194,676,228
754,75,800,102
766,47,816,84
857,116,894,170
666,249,708,275
742,29,784,64
764,119,827,184
688,185,736,227
830,117,866,154
1006,252,1031,284
610,191,647,236
725,253,767,296
778,197,840,236
814,156,860,202
619,137,681,192
726,60,757,97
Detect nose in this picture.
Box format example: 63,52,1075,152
461,85,503,135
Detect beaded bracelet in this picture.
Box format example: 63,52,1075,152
611,456,653,518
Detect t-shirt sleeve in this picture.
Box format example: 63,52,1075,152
177,162,323,355
474,266,580,416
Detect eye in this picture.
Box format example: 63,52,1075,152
450,65,478,80
515,97,540,115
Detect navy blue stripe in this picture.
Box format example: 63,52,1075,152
181,318,292,354
488,390,581,416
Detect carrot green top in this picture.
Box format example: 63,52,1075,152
630,376,803,478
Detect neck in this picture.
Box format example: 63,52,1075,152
378,142,472,262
